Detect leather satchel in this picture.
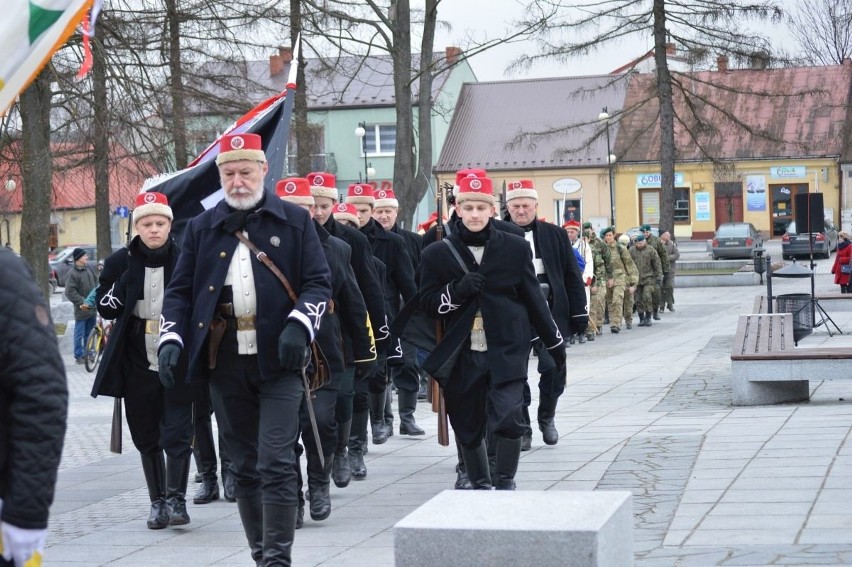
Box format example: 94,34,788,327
232,231,331,390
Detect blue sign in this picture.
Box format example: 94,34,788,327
636,172,685,188
115,206,129,218
770,166,806,179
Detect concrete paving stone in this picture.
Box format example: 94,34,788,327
698,514,806,531
683,478,735,490
43,543,148,565
747,456,835,468
731,476,825,490
671,502,716,517
798,529,852,545
739,465,828,478
687,528,800,546
688,466,745,479
804,514,852,529
711,502,813,516
719,489,819,503
674,489,727,504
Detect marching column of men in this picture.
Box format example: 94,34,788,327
150,154,678,564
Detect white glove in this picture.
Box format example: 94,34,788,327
1,522,47,566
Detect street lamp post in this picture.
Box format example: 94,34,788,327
598,108,617,228
354,122,375,183
1,179,16,245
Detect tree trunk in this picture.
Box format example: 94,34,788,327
405,0,438,230
165,0,188,170
391,0,415,225
93,37,112,258
19,70,53,298
291,0,311,177
653,0,675,235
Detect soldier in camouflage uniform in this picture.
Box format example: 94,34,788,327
602,227,638,334
618,234,637,329
584,222,611,339
641,224,669,320
629,234,663,327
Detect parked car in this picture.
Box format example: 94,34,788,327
623,225,660,240
711,222,763,260
781,219,838,260
49,267,58,294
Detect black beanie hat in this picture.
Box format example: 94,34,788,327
72,248,87,261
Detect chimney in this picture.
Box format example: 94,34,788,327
665,42,675,56
445,46,462,65
844,57,852,66
279,46,293,63
717,54,728,72
269,54,283,77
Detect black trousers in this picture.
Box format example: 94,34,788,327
124,366,193,459
208,344,303,507
300,369,341,457
444,349,526,449
522,342,566,412
334,366,355,424
390,339,420,393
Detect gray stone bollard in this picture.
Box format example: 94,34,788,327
394,490,634,567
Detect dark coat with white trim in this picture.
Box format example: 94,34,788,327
418,223,563,386
160,193,332,381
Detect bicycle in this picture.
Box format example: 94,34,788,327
85,315,113,373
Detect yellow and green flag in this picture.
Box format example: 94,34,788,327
1,0,92,114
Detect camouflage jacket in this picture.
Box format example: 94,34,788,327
629,244,663,285
587,233,612,281
646,234,670,274
605,240,638,286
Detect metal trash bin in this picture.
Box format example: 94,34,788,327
775,293,813,343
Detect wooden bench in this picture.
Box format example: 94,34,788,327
731,313,852,405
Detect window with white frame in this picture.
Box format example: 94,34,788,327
362,124,396,156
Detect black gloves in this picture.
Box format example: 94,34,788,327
278,323,309,371
453,272,487,301
570,316,588,336
158,343,181,389
549,343,567,369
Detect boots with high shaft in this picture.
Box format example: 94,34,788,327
140,452,168,529
493,435,523,490
262,504,298,566
332,419,352,488
165,454,191,526
368,391,388,444
398,389,425,435
236,494,264,566
306,451,335,521
348,409,369,480
461,443,492,490
537,394,559,445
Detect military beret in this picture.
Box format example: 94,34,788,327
582,221,593,230
640,224,651,231
634,234,646,242
600,226,614,238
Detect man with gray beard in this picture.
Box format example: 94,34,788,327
158,133,332,567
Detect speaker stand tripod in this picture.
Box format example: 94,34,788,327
806,229,842,336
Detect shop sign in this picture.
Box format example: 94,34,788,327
636,172,685,188
552,178,582,194
770,166,806,178
695,192,711,221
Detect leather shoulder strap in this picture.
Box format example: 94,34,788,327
443,239,469,274
233,231,298,303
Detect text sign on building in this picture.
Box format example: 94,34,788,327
636,172,685,188
695,192,711,221
770,166,806,179
552,178,582,194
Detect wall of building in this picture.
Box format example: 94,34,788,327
614,159,840,240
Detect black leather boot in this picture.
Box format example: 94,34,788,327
307,451,334,521
653,309,660,320
383,387,394,438
461,443,492,489
194,473,220,504
577,332,586,343
141,452,168,530
494,435,522,490
236,494,264,565
165,454,191,526
398,390,425,435
332,418,352,488
349,409,369,480
454,439,471,489
368,392,388,444
537,395,559,446
220,437,236,502
262,504,298,566
295,490,304,530
192,406,217,489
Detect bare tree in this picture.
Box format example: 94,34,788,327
514,0,783,234
789,0,852,66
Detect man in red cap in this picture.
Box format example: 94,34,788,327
504,179,587,450
419,175,565,490
276,178,375,527
564,220,594,343
372,186,426,433
158,133,332,566
308,172,388,484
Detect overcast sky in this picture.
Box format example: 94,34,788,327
421,0,798,82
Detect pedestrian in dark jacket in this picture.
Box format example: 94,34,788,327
64,248,97,364
419,176,565,490
91,192,198,531
159,134,332,566
0,248,67,567
504,179,587,449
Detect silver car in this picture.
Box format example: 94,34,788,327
781,219,838,259
711,223,763,260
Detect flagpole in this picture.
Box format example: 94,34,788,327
264,34,300,187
